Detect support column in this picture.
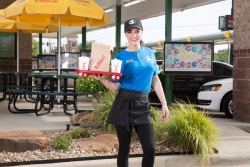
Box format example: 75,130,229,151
115,5,121,55
164,0,173,105
229,0,234,65
232,0,250,122
39,33,42,54
82,27,87,50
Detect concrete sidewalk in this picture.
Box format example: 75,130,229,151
1,97,250,167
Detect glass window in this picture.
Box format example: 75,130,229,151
222,67,232,76
212,63,222,76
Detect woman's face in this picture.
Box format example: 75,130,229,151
125,28,143,46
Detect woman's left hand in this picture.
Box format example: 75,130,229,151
90,74,106,81
161,104,169,121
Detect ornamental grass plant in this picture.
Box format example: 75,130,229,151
53,133,72,150
90,90,220,166
92,90,170,140
75,76,108,100
165,101,220,166
92,90,117,134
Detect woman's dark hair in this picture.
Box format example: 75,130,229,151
140,40,144,46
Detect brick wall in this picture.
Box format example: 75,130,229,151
0,0,32,72
233,0,250,122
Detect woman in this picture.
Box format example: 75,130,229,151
91,18,169,167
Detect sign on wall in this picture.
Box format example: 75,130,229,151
163,42,214,75
218,15,233,31
225,15,233,30
0,32,16,58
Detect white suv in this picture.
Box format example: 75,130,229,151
197,78,233,118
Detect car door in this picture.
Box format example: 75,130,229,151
172,62,233,103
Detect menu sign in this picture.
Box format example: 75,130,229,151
164,42,214,75
225,15,233,30
37,55,56,69
59,52,79,69
32,57,37,70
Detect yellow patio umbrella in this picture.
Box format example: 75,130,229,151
4,0,109,27
4,0,109,95
0,10,58,33
0,9,58,73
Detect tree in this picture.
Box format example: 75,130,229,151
78,40,94,51
32,38,39,57
155,49,163,60
214,49,229,63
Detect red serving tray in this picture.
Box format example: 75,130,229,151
75,69,123,80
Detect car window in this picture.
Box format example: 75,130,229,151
212,63,222,76
222,66,232,76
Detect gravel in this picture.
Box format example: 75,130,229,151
0,130,176,164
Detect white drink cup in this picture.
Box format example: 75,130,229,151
111,59,122,73
78,57,90,70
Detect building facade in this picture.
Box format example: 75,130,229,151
0,0,249,122
0,0,32,72
232,0,250,122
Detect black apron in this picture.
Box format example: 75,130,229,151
107,88,152,130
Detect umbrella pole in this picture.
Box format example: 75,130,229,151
57,16,61,108
17,30,20,86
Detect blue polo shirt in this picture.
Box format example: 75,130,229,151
113,46,159,93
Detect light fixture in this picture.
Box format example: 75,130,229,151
105,8,113,13
218,16,225,31
123,0,145,7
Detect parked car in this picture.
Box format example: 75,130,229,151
149,61,233,105
197,78,233,118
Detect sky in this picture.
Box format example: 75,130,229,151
37,0,233,53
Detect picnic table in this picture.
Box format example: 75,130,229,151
25,73,80,116
0,72,32,101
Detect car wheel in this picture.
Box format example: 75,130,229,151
222,93,233,118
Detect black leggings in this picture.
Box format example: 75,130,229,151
115,124,155,167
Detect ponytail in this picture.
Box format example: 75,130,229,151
140,40,144,46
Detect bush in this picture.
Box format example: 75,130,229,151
93,91,162,140
91,90,220,166
75,76,108,100
80,128,92,138
69,128,92,139
165,101,220,165
93,90,117,133
53,133,72,150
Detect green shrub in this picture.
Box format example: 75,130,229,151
70,128,82,139
91,90,220,165
69,128,92,139
53,133,72,150
80,128,92,138
154,118,169,145
151,106,162,122
93,90,117,133
93,91,163,140
75,76,108,100
165,101,220,165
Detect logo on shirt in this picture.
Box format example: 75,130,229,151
145,56,153,63
126,59,134,63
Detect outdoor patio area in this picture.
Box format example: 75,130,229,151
0,96,94,131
